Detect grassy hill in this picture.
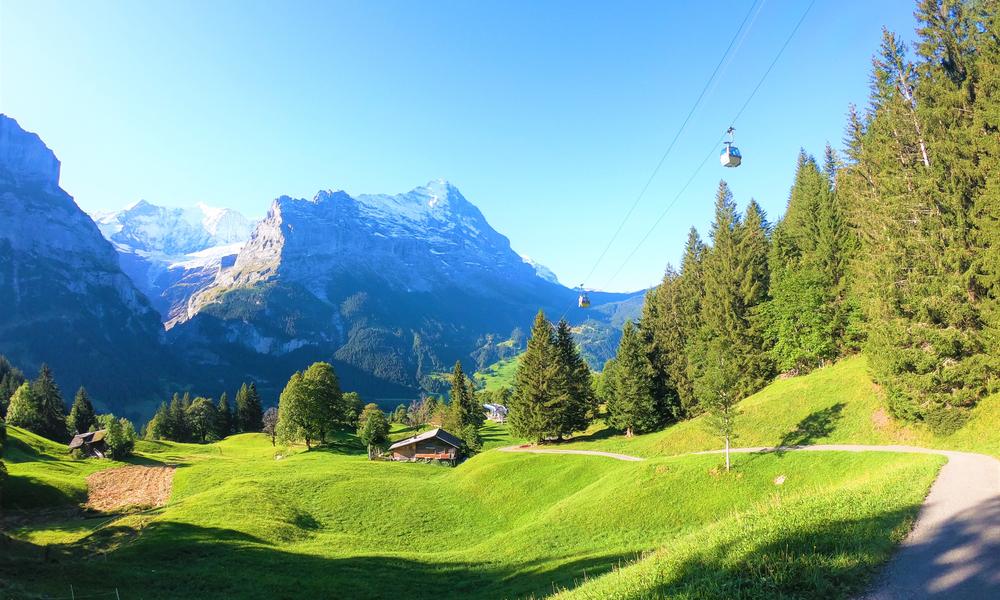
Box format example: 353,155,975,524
474,355,519,391
562,355,1000,459
2,422,941,599
9,354,998,598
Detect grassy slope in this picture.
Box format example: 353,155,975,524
475,355,520,391
562,355,1000,459
2,426,941,600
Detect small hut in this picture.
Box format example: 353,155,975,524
68,430,108,458
388,428,464,464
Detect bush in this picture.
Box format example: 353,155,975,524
924,406,970,436
98,414,137,460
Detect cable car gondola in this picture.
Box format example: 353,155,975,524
720,127,742,168
577,285,591,309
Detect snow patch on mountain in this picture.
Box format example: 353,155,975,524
520,255,560,285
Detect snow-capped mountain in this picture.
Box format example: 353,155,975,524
520,255,560,285
168,180,641,399
95,201,253,255
92,201,255,323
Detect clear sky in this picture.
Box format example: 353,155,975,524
0,0,918,292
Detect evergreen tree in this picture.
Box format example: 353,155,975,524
0,355,26,418
605,321,658,437
216,392,232,439
842,19,992,425
446,360,482,432
31,365,68,442
508,310,559,442
67,387,96,435
167,393,190,442
553,319,596,435
6,383,42,432
235,383,264,433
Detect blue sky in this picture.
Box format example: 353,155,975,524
1,0,917,292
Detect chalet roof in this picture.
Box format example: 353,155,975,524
388,428,464,451
68,429,108,449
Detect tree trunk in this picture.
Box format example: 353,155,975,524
724,436,731,472
626,427,633,438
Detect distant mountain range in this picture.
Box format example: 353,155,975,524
0,114,643,418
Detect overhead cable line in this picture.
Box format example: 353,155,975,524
578,0,766,288
600,0,817,290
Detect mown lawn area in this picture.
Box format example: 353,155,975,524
2,423,942,600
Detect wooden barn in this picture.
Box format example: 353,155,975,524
388,428,464,464
68,429,108,458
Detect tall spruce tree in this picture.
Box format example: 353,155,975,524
32,365,67,442
508,311,559,442
605,321,658,437
216,392,232,439
68,387,96,435
235,383,264,433
553,319,596,436
842,18,992,426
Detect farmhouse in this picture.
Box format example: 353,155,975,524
68,430,108,458
388,428,464,464
483,403,508,423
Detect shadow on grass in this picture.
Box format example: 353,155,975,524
562,427,620,444
639,493,1000,600
773,403,846,455
0,520,637,600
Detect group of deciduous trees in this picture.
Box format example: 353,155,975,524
145,382,264,443
600,1,999,441
276,362,360,449
508,312,596,442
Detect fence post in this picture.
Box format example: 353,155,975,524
70,585,75,600
116,588,121,600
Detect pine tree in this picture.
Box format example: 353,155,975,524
168,393,190,442
553,319,596,435
235,383,264,433
605,321,658,437
842,20,991,426
508,310,559,442
696,338,742,472
32,365,67,442
216,392,232,439
68,387,96,435
445,361,481,433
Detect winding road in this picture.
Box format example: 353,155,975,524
500,443,1000,599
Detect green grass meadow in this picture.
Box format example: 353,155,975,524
7,354,995,598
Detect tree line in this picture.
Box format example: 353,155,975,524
595,1,999,442
0,359,137,459
144,383,264,443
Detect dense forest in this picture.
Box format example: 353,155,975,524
593,1,998,436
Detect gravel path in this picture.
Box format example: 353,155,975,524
503,442,1000,598
498,445,644,462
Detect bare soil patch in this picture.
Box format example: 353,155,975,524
86,466,175,512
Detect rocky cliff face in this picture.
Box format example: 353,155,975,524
169,180,639,400
93,202,254,323
0,115,168,413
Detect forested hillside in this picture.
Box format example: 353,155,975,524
598,1,999,436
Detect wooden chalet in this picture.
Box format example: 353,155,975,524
388,428,464,464
68,429,108,458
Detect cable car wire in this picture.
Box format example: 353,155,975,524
599,0,817,290
578,0,766,288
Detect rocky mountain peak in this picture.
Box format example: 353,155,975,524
0,114,61,188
